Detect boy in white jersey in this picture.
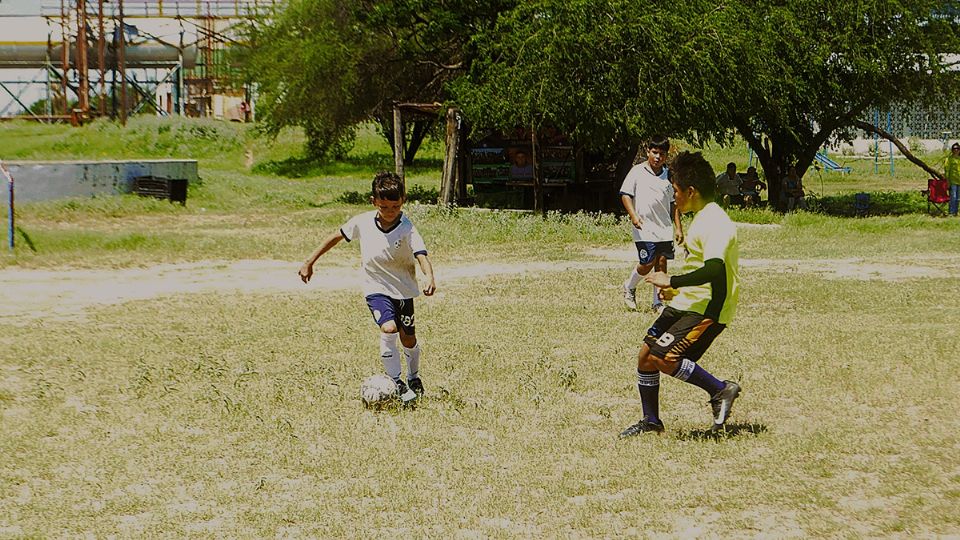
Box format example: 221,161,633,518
299,172,436,401
619,151,742,438
619,135,683,312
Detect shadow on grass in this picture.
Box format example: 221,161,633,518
254,153,443,179
814,191,929,217
16,227,37,252
676,422,768,441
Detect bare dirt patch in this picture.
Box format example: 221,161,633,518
586,248,960,280
0,259,621,323
5,247,958,324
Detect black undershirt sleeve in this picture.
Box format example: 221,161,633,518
670,259,725,288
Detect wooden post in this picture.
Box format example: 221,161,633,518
532,125,543,214
1,162,13,251
392,106,404,180
76,0,89,116
440,107,460,205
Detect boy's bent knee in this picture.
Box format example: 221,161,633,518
380,321,398,334
646,354,679,374
399,333,417,348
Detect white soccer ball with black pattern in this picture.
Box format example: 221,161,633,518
360,374,398,408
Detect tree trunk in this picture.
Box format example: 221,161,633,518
404,120,434,166
735,120,839,211
379,116,434,167
852,120,945,180
440,108,459,205
393,107,404,180
735,124,786,210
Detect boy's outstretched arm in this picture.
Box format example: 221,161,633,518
646,259,725,288
416,253,436,296
299,231,344,283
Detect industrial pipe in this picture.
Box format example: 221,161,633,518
0,43,198,69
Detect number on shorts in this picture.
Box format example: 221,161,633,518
655,332,675,347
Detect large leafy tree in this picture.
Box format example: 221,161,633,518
455,0,960,207
726,1,960,205
239,0,513,161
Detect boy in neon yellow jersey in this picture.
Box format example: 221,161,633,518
620,151,741,437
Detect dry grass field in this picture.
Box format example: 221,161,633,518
1,119,959,537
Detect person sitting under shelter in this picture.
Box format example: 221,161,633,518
715,162,743,207
780,165,807,211
739,166,767,208
510,150,534,179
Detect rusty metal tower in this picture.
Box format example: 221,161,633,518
0,0,276,123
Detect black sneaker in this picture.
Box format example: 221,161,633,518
396,380,417,403
407,377,424,396
709,381,741,427
618,416,665,439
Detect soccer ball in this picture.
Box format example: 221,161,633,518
360,374,398,409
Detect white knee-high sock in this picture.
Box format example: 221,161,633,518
403,343,421,380
625,268,643,289
379,332,401,381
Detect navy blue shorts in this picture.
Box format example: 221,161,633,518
634,241,675,265
365,294,415,335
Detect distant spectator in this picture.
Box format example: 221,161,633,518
945,142,960,216
510,150,534,179
780,165,807,211
739,166,767,208
715,162,742,207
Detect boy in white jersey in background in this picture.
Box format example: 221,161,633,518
620,151,742,438
299,171,436,401
620,135,683,312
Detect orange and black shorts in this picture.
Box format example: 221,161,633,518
643,306,725,363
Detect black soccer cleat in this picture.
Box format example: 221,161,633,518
618,416,665,439
709,380,741,428
395,380,418,403
407,377,424,396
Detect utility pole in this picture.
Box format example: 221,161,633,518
118,0,127,125
98,0,106,116
60,0,68,115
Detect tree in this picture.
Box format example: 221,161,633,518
454,0,960,208
720,1,960,206
237,0,370,159
239,0,514,162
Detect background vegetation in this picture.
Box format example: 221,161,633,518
1,118,959,536
239,0,960,209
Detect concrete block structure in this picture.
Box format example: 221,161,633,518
6,159,197,203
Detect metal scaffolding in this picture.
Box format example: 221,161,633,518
0,0,277,123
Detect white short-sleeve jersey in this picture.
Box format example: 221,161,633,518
619,163,674,242
340,210,428,299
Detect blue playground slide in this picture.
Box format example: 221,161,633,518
814,151,851,173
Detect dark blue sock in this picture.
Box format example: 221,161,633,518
673,359,725,396
636,370,661,424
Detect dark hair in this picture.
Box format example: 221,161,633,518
726,162,737,170
647,134,670,152
670,151,716,199
372,171,405,201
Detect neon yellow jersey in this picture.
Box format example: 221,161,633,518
946,155,960,186
670,202,739,324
